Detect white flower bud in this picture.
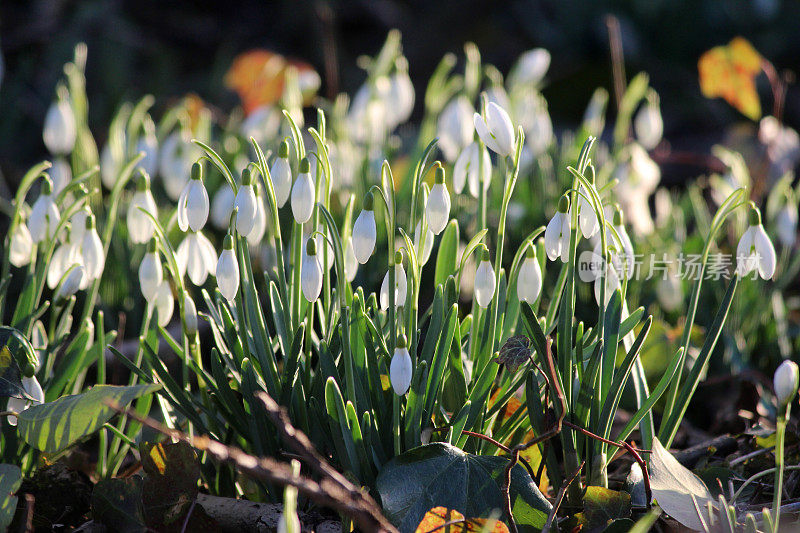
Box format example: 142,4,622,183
159,132,194,201
291,158,315,224
271,141,293,207
135,131,159,178
737,205,776,280
43,98,77,155
177,163,210,232
210,184,235,230
473,101,516,157
390,337,413,395
301,239,323,302
50,157,72,195
82,214,105,286
128,175,158,244
48,229,81,289
774,360,799,407
380,255,407,310
216,236,239,302
57,264,85,300
474,249,496,308
352,196,376,264
183,292,198,335
246,189,267,246
508,48,551,89
425,165,450,235
139,244,163,303
177,231,217,286
9,221,34,267
414,220,434,266
453,142,491,198
155,281,174,327
517,248,542,304
634,93,663,150
388,65,415,128
544,196,571,263
437,96,474,162
594,262,621,307
776,202,798,248
29,179,60,243
234,170,258,237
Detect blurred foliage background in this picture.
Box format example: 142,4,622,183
2,0,800,188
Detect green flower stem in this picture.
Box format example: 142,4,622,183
773,406,790,532
291,221,304,331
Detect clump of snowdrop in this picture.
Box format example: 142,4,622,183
246,186,267,246
49,158,72,195
390,334,413,395
615,144,660,236
57,264,85,301
775,193,798,248
6,375,45,426
291,157,315,224
352,192,377,264
128,172,158,244
425,163,450,235
517,245,542,304
29,177,61,244
216,234,240,301
774,360,799,407
545,195,571,262
634,91,663,150
234,168,258,237
453,141,491,198
271,140,293,208
737,203,777,280
474,246,496,308
159,132,197,200
474,101,516,157
178,163,210,232
380,251,407,310
437,96,475,162
43,95,77,156
139,239,163,303
301,237,323,303
48,226,82,289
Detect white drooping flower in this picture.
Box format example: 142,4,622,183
544,196,571,262
347,77,392,145
246,188,267,246
414,219,435,266
634,92,663,150
100,140,125,190
517,93,554,158
594,261,621,307
615,143,661,236
159,132,197,200
270,140,293,208
43,98,77,155
48,227,82,289
81,213,105,288
301,238,323,303
183,292,198,335
9,221,34,267
50,157,72,195
29,177,61,243
154,280,174,327
70,206,87,240
344,237,358,282
517,246,542,304
139,240,163,303
737,204,776,280
128,173,158,244
474,101,516,157
611,208,635,280
177,231,217,286
234,169,258,237
508,48,551,89
582,88,608,138
291,158,315,224
240,105,281,146
57,264,85,300
453,141,491,198
474,247,496,308
352,193,377,264
380,252,408,310
437,96,475,162
5,375,45,426
776,199,798,248
210,184,235,230
656,271,683,313
759,115,800,181
135,128,159,177
774,360,799,407
390,336,413,395
425,164,450,235
575,183,598,238
177,163,210,232
216,235,240,301
387,61,415,128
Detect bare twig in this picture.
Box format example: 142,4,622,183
606,14,627,111
18,494,34,533
542,461,584,533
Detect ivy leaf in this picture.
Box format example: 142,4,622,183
141,441,201,528
91,477,147,533
497,335,532,373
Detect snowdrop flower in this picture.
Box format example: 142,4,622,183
474,247,496,308
522,98,554,158
43,98,77,155
29,177,60,243
544,195,571,262
387,61,415,128
135,129,159,178
737,204,776,280
48,227,82,289
582,88,608,138
177,163,210,232
271,140,292,208
291,158,315,224
6,376,45,426
216,235,239,301
69,206,87,241
234,168,258,237
183,292,198,335
594,262,621,307
575,182,598,238
240,105,281,146
81,213,104,288
759,116,800,181
517,246,542,304
246,189,267,246
474,101,516,157
612,208,635,280
159,132,195,200
100,141,125,190
9,221,34,267
380,251,408,310
437,96,474,162
425,164,450,235
634,92,663,150
776,198,798,248
301,238,323,303
656,271,683,313
414,219,434,266
138,240,162,303
453,141,491,198
210,184,235,230
154,281,174,327
352,193,376,264
50,157,72,195
128,173,158,244
390,335,413,395
508,48,551,89
304,228,333,272
57,264,85,301
774,360,799,407
177,231,217,286
615,144,660,236
344,238,358,282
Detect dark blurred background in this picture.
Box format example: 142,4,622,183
2,0,800,186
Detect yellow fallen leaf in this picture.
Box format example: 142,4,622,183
414,506,510,533
698,37,762,120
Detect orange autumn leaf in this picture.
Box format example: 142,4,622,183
414,507,510,533
698,37,763,120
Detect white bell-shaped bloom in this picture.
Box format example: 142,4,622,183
352,194,376,264
135,130,159,178
634,93,664,150
10,221,34,267
50,157,72,195
271,141,293,207
128,174,158,244
572,183,598,239
425,165,450,235
81,214,104,287
48,228,82,289
474,101,516,157
291,158,315,224
544,196,571,262
177,231,217,286
737,206,776,280
183,292,198,335
594,262,621,307
437,96,475,162
29,178,60,243
301,238,323,302
177,163,210,232
517,247,542,304
43,98,77,155
453,142,491,198
100,141,124,190
210,184,235,230
246,190,267,246
388,63,415,128
776,201,798,248
154,281,174,327
216,235,240,301
474,248,496,308
774,360,799,407
234,169,258,237
70,209,88,240
612,210,635,280
508,48,551,89
380,254,408,310
414,220,434,266
240,105,281,145
524,104,554,158
57,264,85,300
159,132,197,200
390,337,413,395
139,242,162,303
656,272,683,313
344,237,358,282
6,375,45,426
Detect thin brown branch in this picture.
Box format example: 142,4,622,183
542,461,584,533
606,14,627,111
